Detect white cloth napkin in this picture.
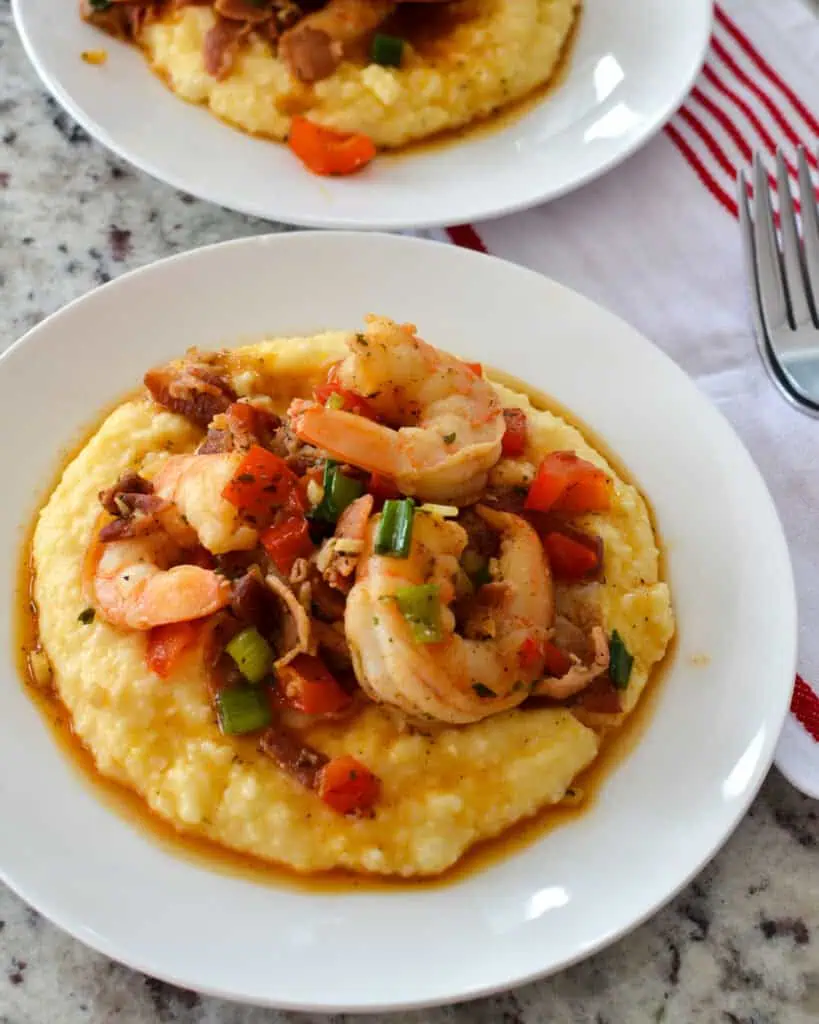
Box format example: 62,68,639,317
430,0,819,796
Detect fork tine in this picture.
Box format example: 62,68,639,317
798,146,819,321
751,153,789,335
776,150,813,327
738,169,769,352
738,168,785,373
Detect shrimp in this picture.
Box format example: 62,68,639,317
288,316,505,505
90,451,255,629
345,506,554,724
92,533,231,630
152,452,258,555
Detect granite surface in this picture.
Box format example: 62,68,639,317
2,2,819,1022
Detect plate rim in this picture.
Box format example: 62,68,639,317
0,231,797,1011
11,0,714,230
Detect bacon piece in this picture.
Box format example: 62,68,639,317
144,361,237,427
223,402,281,451
230,565,270,625
196,427,232,454
98,470,153,515
79,0,153,41
279,0,395,83
258,723,328,789
202,14,250,78
214,0,271,22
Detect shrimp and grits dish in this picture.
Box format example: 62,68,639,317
27,316,674,878
80,0,581,175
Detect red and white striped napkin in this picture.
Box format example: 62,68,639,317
427,0,819,797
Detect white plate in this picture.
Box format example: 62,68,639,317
0,233,795,1011
13,0,712,229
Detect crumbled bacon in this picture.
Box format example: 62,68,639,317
144,361,237,428
98,470,153,515
214,0,271,22
196,427,232,454
203,14,250,78
80,0,154,41
97,471,170,541
230,565,270,625
259,722,328,789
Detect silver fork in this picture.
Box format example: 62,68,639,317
738,147,819,417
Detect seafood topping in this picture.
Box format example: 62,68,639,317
84,314,628,817
289,315,505,504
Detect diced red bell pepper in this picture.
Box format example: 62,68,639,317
314,380,379,421
318,754,380,815
558,474,612,513
544,640,573,677
296,466,324,507
288,117,376,177
501,408,528,457
367,472,400,505
225,401,256,433
221,445,299,520
464,361,483,377
260,514,314,575
525,451,611,514
278,654,352,715
544,530,603,581
146,621,202,679
518,635,543,669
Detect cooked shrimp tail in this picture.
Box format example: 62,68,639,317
288,316,505,505
92,535,231,630
288,403,400,479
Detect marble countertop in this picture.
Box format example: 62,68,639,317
2,2,819,1022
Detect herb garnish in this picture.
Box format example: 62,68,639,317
609,630,633,689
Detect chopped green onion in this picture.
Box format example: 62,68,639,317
329,468,364,516
461,549,491,587
419,503,459,518
374,498,415,557
442,432,456,445
325,393,345,410
216,686,272,735
609,629,633,689
226,627,273,684
310,460,364,524
472,683,496,699
371,33,405,68
89,0,112,10
78,607,95,625
395,583,442,644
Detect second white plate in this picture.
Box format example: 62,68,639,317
13,0,712,229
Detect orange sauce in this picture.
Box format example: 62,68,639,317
16,368,675,893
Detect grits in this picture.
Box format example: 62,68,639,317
140,0,580,148
30,332,673,877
